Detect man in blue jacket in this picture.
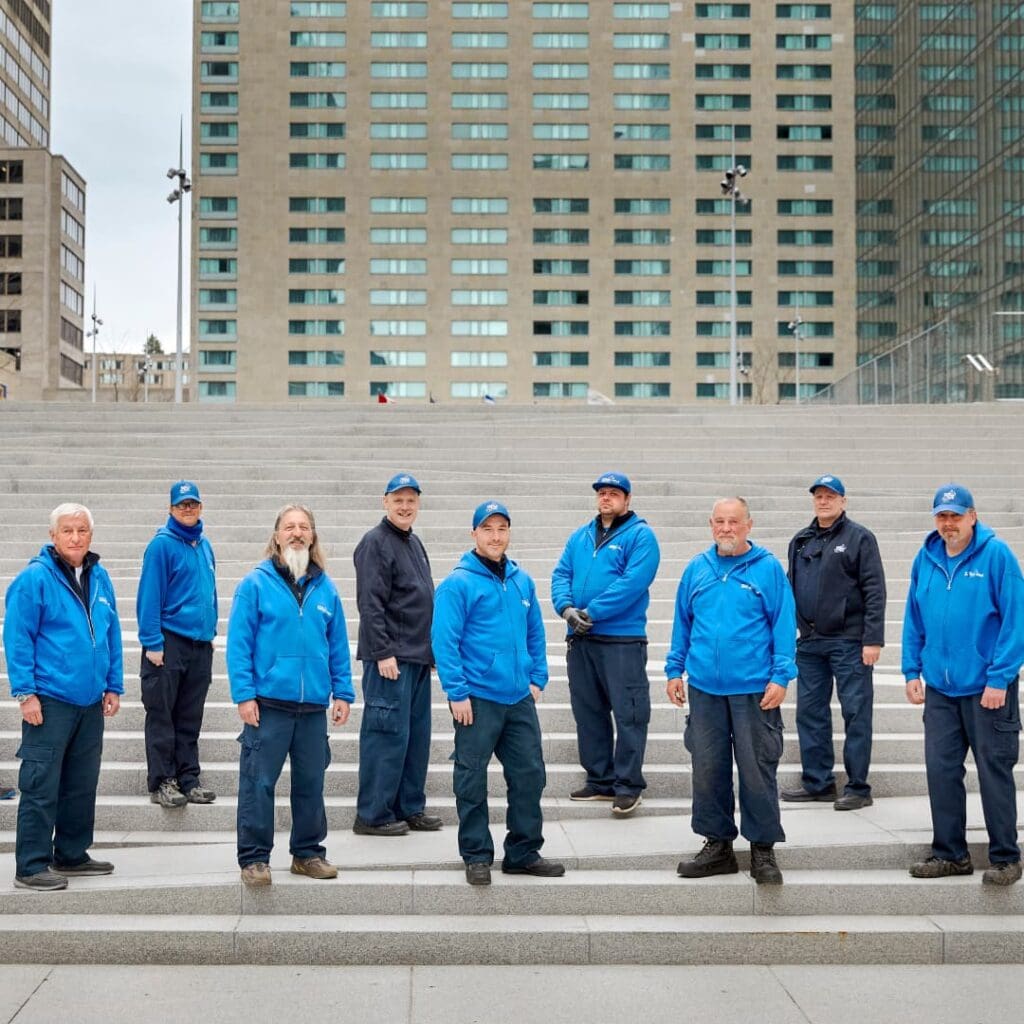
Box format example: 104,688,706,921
666,498,796,885
136,480,218,809
227,504,354,887
432,501,564,886
904,484,1024,885
782,475,886,811
551,472,660,816
352,472,440,836
4,504,123,891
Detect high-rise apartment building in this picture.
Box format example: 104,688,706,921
192,1,856,404
855,3,1024,399
0,0,87,400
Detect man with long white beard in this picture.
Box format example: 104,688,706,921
227,504,354,887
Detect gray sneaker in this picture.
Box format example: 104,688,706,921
184,784,217,804
909,855,973,878
150,779,187,808
14,869,68,891
983,861,1022,886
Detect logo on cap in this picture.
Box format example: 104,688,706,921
399,475,411,484
179,484,192,495
942,489,957,502
821,476,834,483
486,502,499,512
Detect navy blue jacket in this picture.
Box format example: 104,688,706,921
787,512,886,646
353,517,434,665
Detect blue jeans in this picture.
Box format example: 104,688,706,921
795,637,873,797
356,660,431,825
15,696,104,877
567,638,650,796
684,686,786,846
236,704,331,867
923,680,1021,864
451,694,547,868
141,629,213,794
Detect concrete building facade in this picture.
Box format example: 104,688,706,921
191,1,857,404
0,0,87,401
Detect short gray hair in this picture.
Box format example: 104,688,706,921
49,503,94,531
711,496,751,518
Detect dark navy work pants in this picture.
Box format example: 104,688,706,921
451,694,546,868
16,696,104,877
567,638,650,796
923,680,1020,865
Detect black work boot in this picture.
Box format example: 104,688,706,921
750,843,783,885
677,838,739,878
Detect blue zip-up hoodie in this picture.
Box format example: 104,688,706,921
902,522,1024,696
4,546,124,705
136,520,218,650
550,513,660,637
665,543,797,696
432,551,548,704
226,559,354,706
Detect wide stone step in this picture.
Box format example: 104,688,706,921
0,911,1016,965
0,760,982,799
3,869,1023,919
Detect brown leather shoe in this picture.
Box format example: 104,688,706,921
240,862,272,887
290,856,338,880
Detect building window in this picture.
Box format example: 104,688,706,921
452,153,509,170
370,153,426,169
452,258,508,274
454,123,510,140
615,228,671,245
288,381,345,397
451,381,509,398
288,320,344,335
615,382,670,398
533,320,589,335
371,350,427,366
452,320,508,335
369,227,426,244
198,381,237,402
614,259,670,275
614,290,670,306
370,92,427,108
534,289,588,305
452,228,509,244
288,288,346,303
370,320,427,335
533,351,588,366
532,3,589,16
615,154,670,170
452,289,509,304
452,197,508,214
291,122,347,139
291,92,347,109
370,381,427,398
451,351,509,367
697,382,752,399
371,196,425,213
533,382,588,398
0,198,23,221
534,258,589,274
453,32,509,47
199,350,238,371
60,354,84,385
533,228,588,244
291,2,347,14
290,227,346,243
370,259,426,274
370,290,427,305
452,93,508,109
614,320,672,337
200,152,239,173
452,2,507,15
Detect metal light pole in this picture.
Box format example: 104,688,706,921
86,288,102,403
720,141,749,405
788,309,804,405
166,120,191,404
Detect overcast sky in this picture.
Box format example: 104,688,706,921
51,4,193,355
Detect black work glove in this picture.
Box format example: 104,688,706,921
562,607,593,635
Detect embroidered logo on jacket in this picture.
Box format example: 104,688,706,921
834,544,846,553
316,603,333,616
963,570,985,579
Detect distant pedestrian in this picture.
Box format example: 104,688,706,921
904,484,1024,885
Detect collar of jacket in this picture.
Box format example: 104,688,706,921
381,516,414,541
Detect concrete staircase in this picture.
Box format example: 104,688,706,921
1,401,1023,964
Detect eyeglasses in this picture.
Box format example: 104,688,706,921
175,501,201,511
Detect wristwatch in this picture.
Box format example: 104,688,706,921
14,693,35,703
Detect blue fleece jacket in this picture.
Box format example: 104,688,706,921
550,513,661,637
136,519,218,649
902,523,1024,696
226,559,354,706
432,552,548,704
665,543,797,695
4,546,124,705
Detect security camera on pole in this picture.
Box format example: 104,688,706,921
166,120,191,405
788,310,804,405
719,144,749,406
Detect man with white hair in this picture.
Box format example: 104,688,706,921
3,503,123,891
227,504,354,887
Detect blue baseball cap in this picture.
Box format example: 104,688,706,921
592,472,632,495
384,472,421,495
809,475,845,497
472,500,511,529
932,483,974,515
170,480,202,505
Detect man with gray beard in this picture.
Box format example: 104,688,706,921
227,504,354,887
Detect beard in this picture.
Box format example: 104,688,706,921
281,544,310,580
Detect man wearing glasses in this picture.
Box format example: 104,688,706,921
136,480,218,809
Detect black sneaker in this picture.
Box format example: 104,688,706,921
14,869,68,891
465,862,491,886
909,855,974,878
405,812,443,831
983,861,1023,886
750,843,783,885
501,857,565,877
677,839,738,878
780,786,837,803
50,856,114,876
352,817,410,836
611,793,642,816
570,786,614,801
